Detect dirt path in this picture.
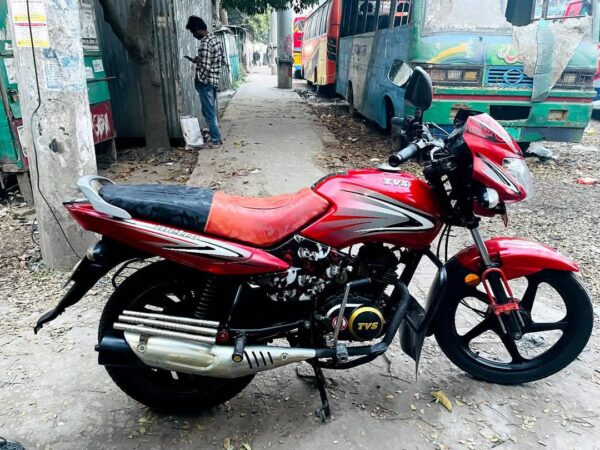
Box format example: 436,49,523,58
1,78,600,449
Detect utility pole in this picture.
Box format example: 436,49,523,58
270,10,278,76
276,8,293,88
9,0,97,269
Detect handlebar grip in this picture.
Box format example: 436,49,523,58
389,143,418,167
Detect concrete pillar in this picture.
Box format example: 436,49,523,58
270,10,278,75
9,0,97,269
276,8,294,89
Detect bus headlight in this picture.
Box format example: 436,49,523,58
421,66,482,85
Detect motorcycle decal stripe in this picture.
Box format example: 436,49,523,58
125,220,250,260
337,189,436,234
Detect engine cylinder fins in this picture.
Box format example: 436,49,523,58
122,332,316,378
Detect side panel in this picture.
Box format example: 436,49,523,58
455,237,579,279
337,25,411,127
66,203,289,276
303,169,443,248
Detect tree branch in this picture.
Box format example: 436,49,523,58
98,0,145,63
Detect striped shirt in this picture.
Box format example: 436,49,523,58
196,33,226,87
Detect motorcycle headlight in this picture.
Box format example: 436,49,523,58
503,158,534,200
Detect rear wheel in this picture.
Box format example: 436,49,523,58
99,261,254,412
434,270,593,384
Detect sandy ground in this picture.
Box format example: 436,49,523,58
1,70,599,449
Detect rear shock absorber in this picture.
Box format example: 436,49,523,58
194,276,217,319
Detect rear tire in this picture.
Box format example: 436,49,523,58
434,270,593,384
98,261,254,413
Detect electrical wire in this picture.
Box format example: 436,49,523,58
25,0,81,259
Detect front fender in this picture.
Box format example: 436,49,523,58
454,237,579,279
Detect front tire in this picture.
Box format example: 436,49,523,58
434,270,593,384
98,261,254,412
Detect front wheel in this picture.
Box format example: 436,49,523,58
434,270,593,384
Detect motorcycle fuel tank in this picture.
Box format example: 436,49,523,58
302,169,443,248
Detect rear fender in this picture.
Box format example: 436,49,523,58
34,239,145,333
454,237,579,279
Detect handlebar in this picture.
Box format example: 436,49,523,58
389,143,418,167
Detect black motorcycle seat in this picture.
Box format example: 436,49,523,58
99,184,214,233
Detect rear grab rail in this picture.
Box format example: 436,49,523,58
77,175,132,220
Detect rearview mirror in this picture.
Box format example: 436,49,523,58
505,0,535,26
388,60,412,87
404,66,432,112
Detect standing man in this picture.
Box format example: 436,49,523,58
186,16,225,149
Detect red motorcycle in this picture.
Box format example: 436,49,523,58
36,66,593,420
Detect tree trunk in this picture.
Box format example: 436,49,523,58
98,0,171,149
220,8,229,24
138,62,171,148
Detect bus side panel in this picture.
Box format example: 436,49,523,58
336,36,353,97
380,26,412,125
348,32,377,113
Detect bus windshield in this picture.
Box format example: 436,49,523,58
423,0,511,34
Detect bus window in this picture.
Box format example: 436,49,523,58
357,1,377,34
378,0,392,29
394,0,411,27
534,0,592,19
320,4,328,34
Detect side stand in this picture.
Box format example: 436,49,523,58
312,364,331,423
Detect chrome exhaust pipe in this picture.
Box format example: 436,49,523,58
122,332,316,378
113,310,219,344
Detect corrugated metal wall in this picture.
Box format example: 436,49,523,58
94,0,214,139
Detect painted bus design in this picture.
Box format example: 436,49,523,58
301,0,342,92
293,16,306,79
336,0,598,143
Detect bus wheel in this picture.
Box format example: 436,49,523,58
348,85,356,117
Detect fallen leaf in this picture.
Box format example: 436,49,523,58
223,437,234,450
242,444,252,450
410,404,417,411
431,390,453,412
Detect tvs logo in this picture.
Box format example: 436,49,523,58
383,178,410,188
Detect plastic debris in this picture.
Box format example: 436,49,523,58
527,143,554,162
577,177,598,185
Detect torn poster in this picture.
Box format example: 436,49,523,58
42,48,86,92
10,0,50,48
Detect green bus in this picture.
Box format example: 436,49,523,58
336,0,599,143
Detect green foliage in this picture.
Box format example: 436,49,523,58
223,0,319,15
229,8,272,43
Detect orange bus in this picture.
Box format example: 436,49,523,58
301,0,342,92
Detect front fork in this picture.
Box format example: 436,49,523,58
470,227,525,340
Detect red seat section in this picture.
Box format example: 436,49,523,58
206,188,330,247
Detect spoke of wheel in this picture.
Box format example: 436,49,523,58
526,321,568,333
519,279,539,312
461,319,492,345
498,332,525,363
